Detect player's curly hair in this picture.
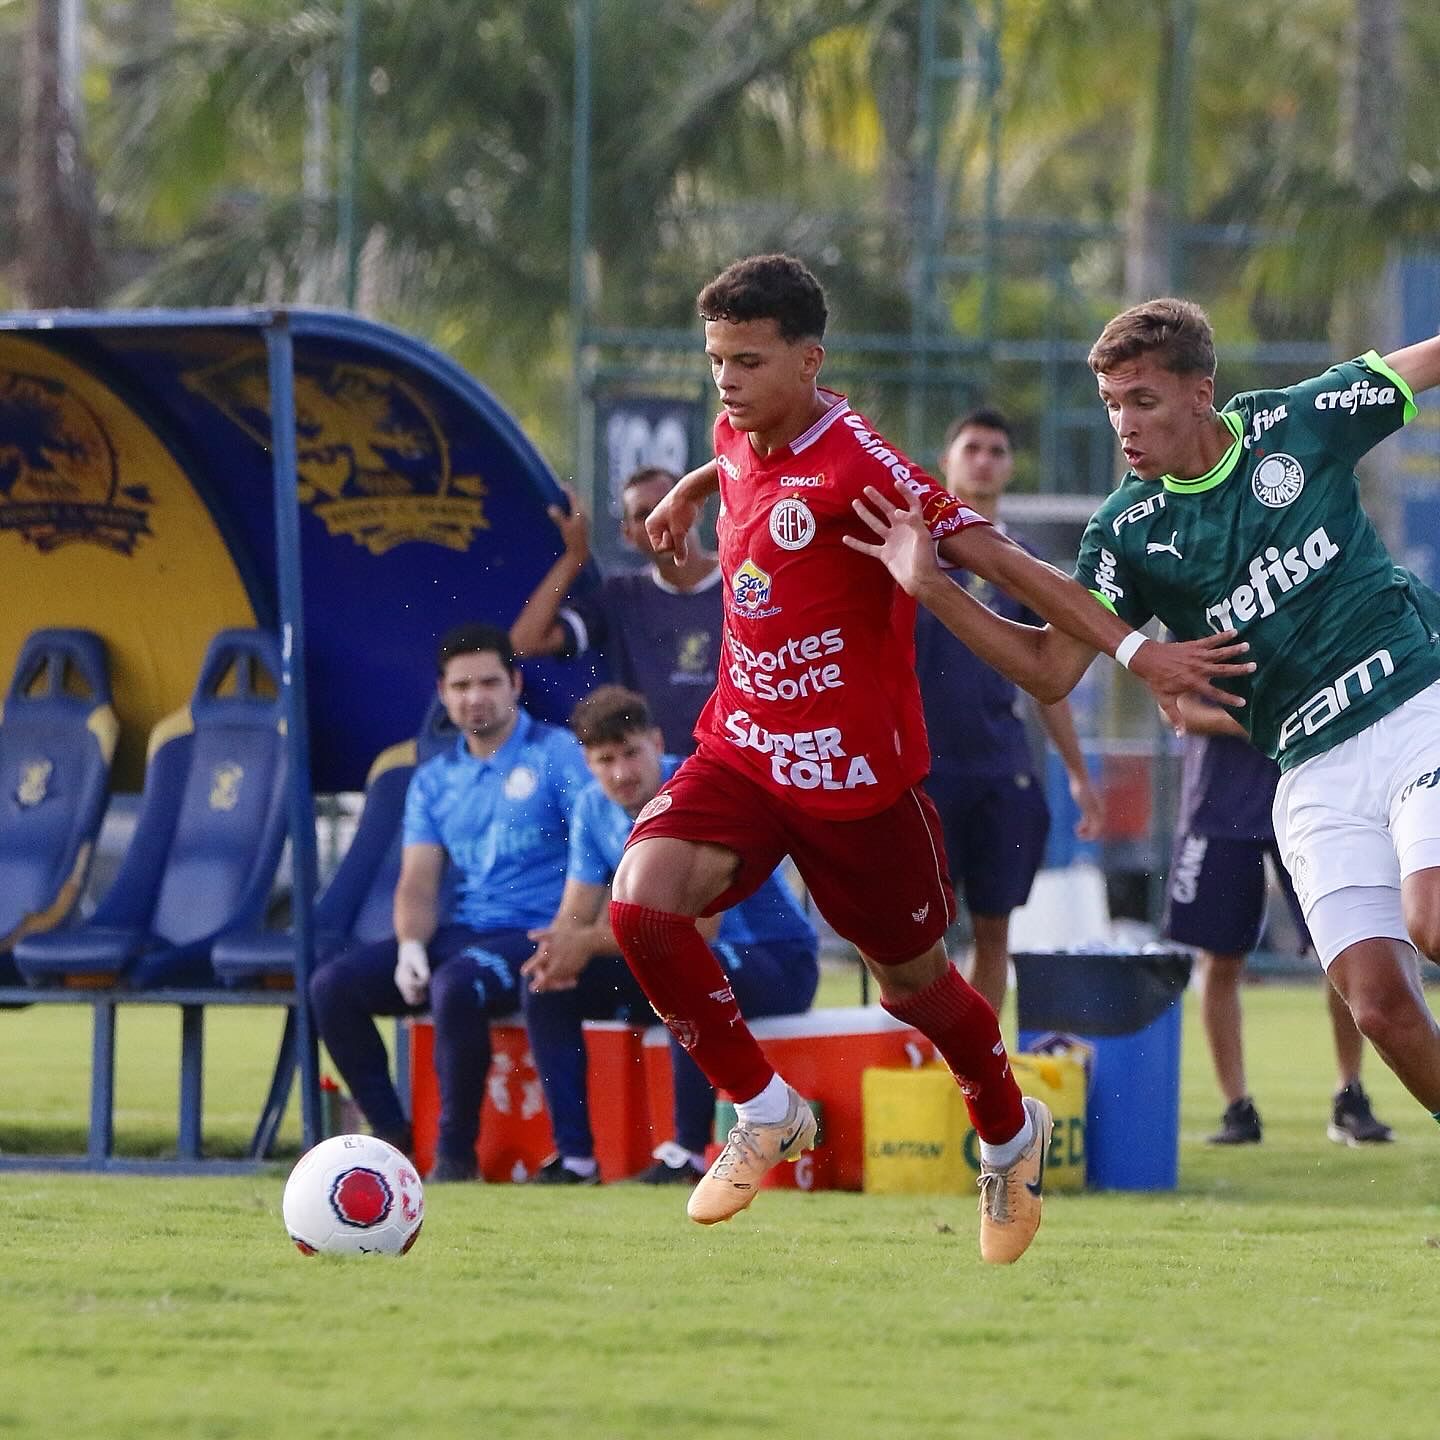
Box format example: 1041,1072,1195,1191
570,685,654,747
1089,298,1216,378
697,254,828,343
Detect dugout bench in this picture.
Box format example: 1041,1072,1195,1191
0,984,301,1174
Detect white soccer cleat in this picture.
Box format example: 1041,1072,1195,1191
687,1086,817,1225
978,1096,1053,1265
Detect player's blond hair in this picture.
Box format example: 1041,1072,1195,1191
1089,298,1216,379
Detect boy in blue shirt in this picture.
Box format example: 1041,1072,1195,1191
310,623,590,1182
521,685,819,1184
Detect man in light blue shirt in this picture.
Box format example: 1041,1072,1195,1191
521,686,818,1184
310,623,590,1182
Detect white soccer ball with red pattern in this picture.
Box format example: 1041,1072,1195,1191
282,1134,424,1256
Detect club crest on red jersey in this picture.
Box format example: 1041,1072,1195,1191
635,791,673,823
769,497,816,551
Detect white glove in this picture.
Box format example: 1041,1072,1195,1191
394,939,431,1007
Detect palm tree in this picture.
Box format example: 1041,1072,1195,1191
95,0,916,454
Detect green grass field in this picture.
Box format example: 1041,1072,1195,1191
2,977,1437,1440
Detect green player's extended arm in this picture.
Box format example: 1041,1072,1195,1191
935,522,1253,709
1383,334,1440,398
913,566,1098,705
843,485,1254,718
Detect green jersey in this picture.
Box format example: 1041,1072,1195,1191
1074,351,1440,769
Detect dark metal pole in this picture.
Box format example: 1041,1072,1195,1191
980,0,1004,352
338,0,363,309
569,0,594,487
908,0,940,446
1166,0,1194,294
266,315,323,1151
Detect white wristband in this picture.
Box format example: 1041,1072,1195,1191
1114,631,1148,670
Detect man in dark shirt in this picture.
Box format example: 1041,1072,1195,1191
1164,703,1393,1147
511,467,723,755
916,409,1102,1013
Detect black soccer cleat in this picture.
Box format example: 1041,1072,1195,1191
425,1151,478,1184
636,1142,705,1186
1207,1097,1263,1145
1328,1083,1395,1146
529,1154,601,1186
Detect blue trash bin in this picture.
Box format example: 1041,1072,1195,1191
1014,948,1193,1191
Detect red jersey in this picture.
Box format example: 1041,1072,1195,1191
694,388,990,818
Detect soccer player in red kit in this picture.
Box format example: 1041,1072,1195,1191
608,255,1252,1262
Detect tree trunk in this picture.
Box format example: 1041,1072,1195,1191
1124,3,1192,302
1338,0,1400,202
871,11,920,290
1332,0,1400,348
19,0,101,307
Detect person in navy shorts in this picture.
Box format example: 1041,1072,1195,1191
917,407,1103,1013
520,685,818,1185
1164,701,1393,1147
309,624,590,1183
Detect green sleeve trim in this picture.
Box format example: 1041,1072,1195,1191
1088,589,1117,614
1361,348,1418,424
1162,411,1244,494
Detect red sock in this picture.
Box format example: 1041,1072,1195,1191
883,966,1025,1143
610,901,775,1103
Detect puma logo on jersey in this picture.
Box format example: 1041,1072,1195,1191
1203,526,1339,631
1146,531,1183,559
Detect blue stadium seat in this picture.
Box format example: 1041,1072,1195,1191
210,700,457,986
0,630,117,986
15,630,288,989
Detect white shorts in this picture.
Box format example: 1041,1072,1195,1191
1273,678,1440,966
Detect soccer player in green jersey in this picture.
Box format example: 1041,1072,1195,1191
846,297,1440,1129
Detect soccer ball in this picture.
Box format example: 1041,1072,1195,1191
282,1133,424,1256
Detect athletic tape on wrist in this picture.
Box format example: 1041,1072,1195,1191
1114,631,1148,670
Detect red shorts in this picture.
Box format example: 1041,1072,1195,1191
626,745,955,964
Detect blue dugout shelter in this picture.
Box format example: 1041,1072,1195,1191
0,307,599,1158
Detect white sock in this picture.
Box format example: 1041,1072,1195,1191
561,1156,598,1178
979,1111,1034,1171
735,1073,790,1126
